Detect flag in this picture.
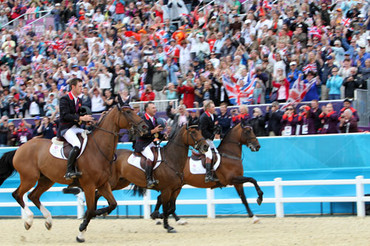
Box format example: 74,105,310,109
308,26,320,37
68,17,77,28
238,69,257,104
222,74,240,105
302,63,317,74
281,75,316,110
263,0,272,10
341,18,351,27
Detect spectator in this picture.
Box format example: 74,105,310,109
340,99,359,122
162,83,178,101
310,99,322,133
265,101,283,136
232,105,249,126
302,71,320,102
319,103,339,134
339,109,358,133
342,67,363,99
247,107,266,137
177,79,195,109
140,85,155,102
7,121,16,146
163,58,179,85
272,70,289,103
326,68,343,100
297,105,317,135
89,86,106,114
166,103,188,128
188,109,199,126
216,102,231,138
15,122,32,145
37,116,56,139
0,116,9,146
280,106,298,136
103,89,115,110
152,63,168,100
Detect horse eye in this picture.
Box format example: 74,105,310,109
126,110,131,114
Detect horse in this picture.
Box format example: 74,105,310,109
96,124,209,233
151,121,263,223
0,104,148,243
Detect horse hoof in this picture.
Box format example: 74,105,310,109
166,226,176,233
45,221,52,230
252,215,260,224
257,198,263,205
76,236,85,243
176,220,188,225
24,222,32,230
150,211,159,220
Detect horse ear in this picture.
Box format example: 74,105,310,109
241,118,248,128
117,94,124,108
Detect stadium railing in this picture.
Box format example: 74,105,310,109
0,176,369,219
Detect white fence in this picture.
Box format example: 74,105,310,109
1,176,370,219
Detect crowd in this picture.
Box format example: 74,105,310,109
0,0,367,145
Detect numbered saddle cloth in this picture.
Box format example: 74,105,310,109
49,131,88,160
189,152,221,175
127,149,162,172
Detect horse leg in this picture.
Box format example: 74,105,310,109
27,176,55,230
76,185,96,243
94,190,101,211
95,182,117,217
12,176,38,230
161,191,176,233
170,189,187,225
233,184,260,224
231,176,264,205
151,194,163,220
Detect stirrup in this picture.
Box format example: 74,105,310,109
64,171,82,180
205,174,215,183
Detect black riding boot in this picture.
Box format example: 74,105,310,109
64,146,82,180
205,162,215,183
145,160,158,188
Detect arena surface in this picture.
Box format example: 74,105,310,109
0,216,369,245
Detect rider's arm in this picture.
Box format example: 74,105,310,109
59,96,79,122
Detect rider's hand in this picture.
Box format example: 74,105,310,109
152,125,163,134
80,115,94,122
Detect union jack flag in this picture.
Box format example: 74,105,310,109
68,17,77,28
308,26,321,37
238,69,257,105
222,74,240,105
15,76,24,85
302,63,317,74
263,0,272,10
341,18,351,27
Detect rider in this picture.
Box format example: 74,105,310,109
133,102,164,188
58,78,94,180
199,100,219,183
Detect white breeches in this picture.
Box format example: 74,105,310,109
63,125,85,148
141,142,156,161
205,139,218,159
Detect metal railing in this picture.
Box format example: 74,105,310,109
1,176,370,219
1,10,51,29
130,99,178,113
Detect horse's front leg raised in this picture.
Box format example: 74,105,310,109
95,182,117,217
231,176,263,205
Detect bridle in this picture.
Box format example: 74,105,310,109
90,106,145,163
187,125,206,152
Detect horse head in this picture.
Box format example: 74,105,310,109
115,94,148,135
240,120,260,152
185,124,209,154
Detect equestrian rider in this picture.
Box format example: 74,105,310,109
58,78,94,180
199,100,219,183
133,102,163,188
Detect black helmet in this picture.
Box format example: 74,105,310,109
156,117,167,129
80,106,92,116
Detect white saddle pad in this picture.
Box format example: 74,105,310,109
49,131,88,160
189,153,221,175
127,149,162,172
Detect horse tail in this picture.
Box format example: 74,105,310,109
0,150,17,186
131,184,147,197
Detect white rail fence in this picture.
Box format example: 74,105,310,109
1,176,370,219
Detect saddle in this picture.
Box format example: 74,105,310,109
190,149,218,168
134,147,160,169
49,131,88,160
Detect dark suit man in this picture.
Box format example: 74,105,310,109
199,100,219,183
133,102,163,188
59,78,93,180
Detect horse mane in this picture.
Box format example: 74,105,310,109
218,124,240,148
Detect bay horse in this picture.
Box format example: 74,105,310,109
151,121,263,223
0,104,147,243
96,124,209,233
